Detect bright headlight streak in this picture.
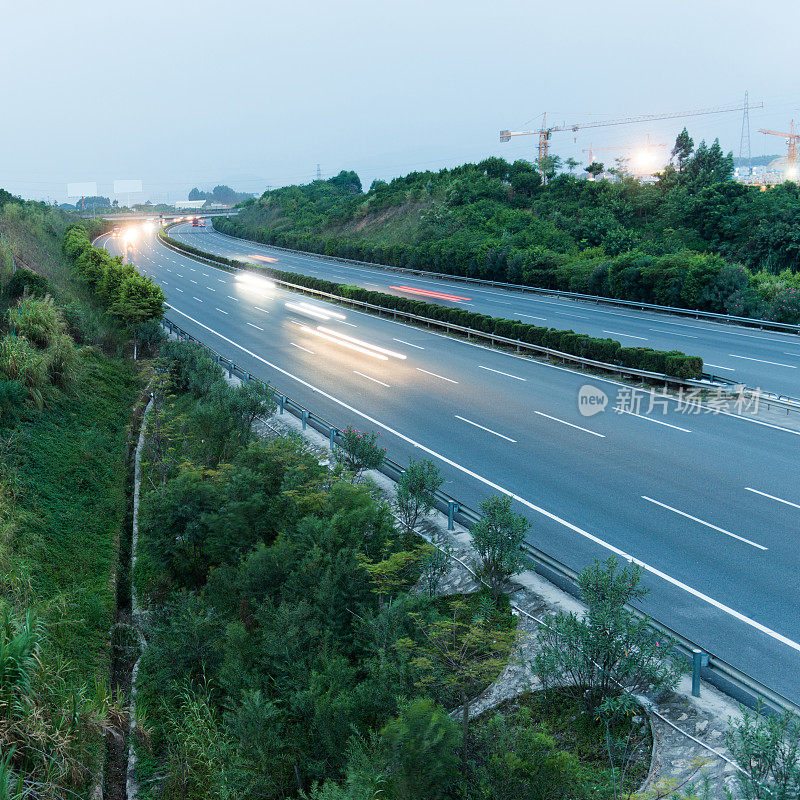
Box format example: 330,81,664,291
295,301,345,321
236,273,276,291
299,326,388,360
316,327,407,359
285,302,331,320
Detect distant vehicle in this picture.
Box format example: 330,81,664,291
112,226,120,238
192,217,203,227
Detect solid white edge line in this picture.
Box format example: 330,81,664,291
354,371,391,388
162,304,800,656
641,496,767,550
535,410,605,438
455,415,516,442
745,487,800,510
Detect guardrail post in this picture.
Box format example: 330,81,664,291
329,426,338,450
278,395,285,414
447,501,459,531
691,649,709,697
302,410,309,430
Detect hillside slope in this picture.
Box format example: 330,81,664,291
217,143,800,323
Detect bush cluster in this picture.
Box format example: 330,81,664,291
63,225,165,329
161,231,704,378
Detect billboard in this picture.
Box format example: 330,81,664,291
66,181,97,198
113,179,143,194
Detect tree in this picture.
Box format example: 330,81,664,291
418,539,452,597
533,557,683,713
358,548,426,609
671,127,694,172
470,495,530,598
396,598,516,758
332,426,385,480
564,157,581,175
585,161,605,180
381,698,462,800
536,154,562,182
394,458,443,537
111,273,165,358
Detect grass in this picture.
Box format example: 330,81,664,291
3,350,140,681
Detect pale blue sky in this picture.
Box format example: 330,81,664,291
3,0,798,201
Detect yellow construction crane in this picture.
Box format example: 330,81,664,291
757,121,799,179
501,101,762,182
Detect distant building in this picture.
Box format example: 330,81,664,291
171,199,229,210
171,199,208,210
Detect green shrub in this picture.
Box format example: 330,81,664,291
8,295,66,348
381,698,461,800
4,269,53,300
0,336,49,408
470,706,584,800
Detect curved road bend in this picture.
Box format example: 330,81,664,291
103,227,800,703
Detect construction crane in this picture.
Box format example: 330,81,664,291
500,101,762,182
757,121,799,178
581,134,666,175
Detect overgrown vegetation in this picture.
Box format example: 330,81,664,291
131,338,679,799
216,129,800,324
0,191,143,796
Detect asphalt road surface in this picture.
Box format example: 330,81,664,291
102,225,800,704
173,222,800,398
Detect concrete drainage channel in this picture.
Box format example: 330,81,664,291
161,316,798,718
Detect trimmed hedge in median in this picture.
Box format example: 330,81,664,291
158,228,704,379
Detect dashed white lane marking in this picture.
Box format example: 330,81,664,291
642,496,767,550
354,371,391,387
215,308,228,314
729,354,796,368
617,410,691,433
745,487,800,510
246,322,263,330
455,415,516,442
393,338,424,349
604,330,648,341
479,365,526,381
290,342,314,354
534,411,605,438
417,368,458,384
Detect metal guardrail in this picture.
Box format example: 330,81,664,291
158,229,719,391
209,226,800,335
161,315,800,717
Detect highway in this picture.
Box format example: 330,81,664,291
173,222,800,398
103,226,800,703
